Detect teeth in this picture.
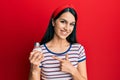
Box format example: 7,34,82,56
61,30,68,35
63,32,67,34
60,30,69,36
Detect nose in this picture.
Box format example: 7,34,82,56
64,24,70,31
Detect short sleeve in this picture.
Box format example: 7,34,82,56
78,45,86,62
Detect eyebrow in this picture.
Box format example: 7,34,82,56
59,18,76,23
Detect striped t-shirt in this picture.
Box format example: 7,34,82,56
34,43,86,80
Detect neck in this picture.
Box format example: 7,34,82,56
49,37,70,47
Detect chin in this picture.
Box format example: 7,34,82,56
59,35,68,40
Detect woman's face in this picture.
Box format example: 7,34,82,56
52,12,75,40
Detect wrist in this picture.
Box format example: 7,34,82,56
71,67,79,76
30,69,40,76
30,65,40,72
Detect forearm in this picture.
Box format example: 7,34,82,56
29,66,41,80
71,68,87,80
29,47,44,80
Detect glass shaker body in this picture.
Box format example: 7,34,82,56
33,42,43,68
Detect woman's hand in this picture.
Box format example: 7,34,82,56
29,50,44,72
52,54,76,74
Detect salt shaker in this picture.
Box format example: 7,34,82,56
33,42,43,68
33,42,42,52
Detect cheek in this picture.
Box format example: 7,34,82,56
70,27,74,32
55,23,64,29
58,23,65,28
54,25,61,33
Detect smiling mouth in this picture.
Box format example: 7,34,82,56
60,30,68,36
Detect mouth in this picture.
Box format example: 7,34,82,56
60,30,69,36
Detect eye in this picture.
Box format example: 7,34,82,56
70,23,75,27
60,20,65,23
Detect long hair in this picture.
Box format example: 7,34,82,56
40,8,78,45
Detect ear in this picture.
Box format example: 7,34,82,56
52,18,55,27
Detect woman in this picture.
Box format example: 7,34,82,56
29,4,87,80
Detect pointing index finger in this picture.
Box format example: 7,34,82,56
52,56,64,62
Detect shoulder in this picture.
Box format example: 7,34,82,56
40,44,44,47
72,43,84,48
71,43,85,52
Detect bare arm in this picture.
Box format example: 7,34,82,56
29,65,41,80
29,51,43,80
52,54,87,80
71,60,87,80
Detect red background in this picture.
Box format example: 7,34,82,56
0,0,120,80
